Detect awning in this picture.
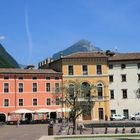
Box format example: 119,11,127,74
35,108,51,113
56,108,71,112
11,109,35,114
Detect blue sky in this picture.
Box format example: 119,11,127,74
0,0,140,67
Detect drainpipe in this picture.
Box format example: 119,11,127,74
14,75,17,109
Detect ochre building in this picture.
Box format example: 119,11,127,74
39,52,110,121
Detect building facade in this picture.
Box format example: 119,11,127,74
0,68,62,122
39,52,110,121
108,53,140,118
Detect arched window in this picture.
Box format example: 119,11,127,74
81,82,90,98
97,83,103,98
68,84,74,99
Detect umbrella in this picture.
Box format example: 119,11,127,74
11,109,35,114
56,108,71,112
35,108,51,113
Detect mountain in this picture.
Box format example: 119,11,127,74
0,43,20,68
52,40,102,60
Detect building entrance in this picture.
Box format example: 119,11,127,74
0,113,6,122
25,113,32,123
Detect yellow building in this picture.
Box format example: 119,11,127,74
39,52,110,121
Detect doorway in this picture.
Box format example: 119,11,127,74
50,112,57,119
0,113,6,122
25,113,32,123
98,108,104,120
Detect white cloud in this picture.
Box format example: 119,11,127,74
25,8,33,64
0,35,5,40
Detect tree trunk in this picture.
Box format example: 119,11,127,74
72,118,76,135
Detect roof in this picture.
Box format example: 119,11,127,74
62,51,108,59
109,53,140,61
0,68,61,74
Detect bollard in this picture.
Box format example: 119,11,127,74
91,127,94,134
104,127,108,134
122,127,125,134
115,128,118,134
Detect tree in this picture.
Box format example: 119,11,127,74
62,80,95,134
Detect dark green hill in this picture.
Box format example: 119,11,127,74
52,40,101,60
0,43,19,68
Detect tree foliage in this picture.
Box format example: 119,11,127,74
62,80,95,134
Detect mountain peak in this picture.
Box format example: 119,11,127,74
52,40,101,60
0,43,19,68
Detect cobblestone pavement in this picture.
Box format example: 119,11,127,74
0,123,60,140
0,123,140,140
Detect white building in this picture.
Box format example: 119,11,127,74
108,53,140,119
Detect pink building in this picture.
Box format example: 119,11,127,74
0,67,62,122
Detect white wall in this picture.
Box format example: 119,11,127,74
109,61,140,118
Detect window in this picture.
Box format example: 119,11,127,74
121,74,126,82
46,83,51,92
4,76,9,80
121,64,126,69
97,83,103,98
123,109,129,119
4,99,9,107
18,76,23,80
81,82,90,97
111,110,116,115
96,65,102,75
55,83,60,93
82,65,88,75
55,77,59,80
32,76,37,80
56,98,60,105
110,90,114,99
46,76,50,80
122,89,127,99
33,98,37,106
46,98,51,105
68,65,74,75
108,64,113,69
109,75,113,82
69,84,74,99
138,74,140,81
19,99,23,106
137,63,140,69
33,83,37,92
4,83,9,93
18,83,23,92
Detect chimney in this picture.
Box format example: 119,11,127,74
106,50,115,56
26,64,35,69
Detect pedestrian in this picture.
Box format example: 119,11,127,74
16,119,20,127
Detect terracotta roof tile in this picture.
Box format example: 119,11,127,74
0,68,61,74
109,53,140,61
62,51,108,58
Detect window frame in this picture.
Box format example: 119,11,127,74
32,83,37,92
82,65,88,75
68,65,74,75
18,98,24,106
32,98,38,106
96,64,102,75
18,83,24,93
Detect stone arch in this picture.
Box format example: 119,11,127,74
96,82,104,98
0,112,7,122
81,81,91,98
